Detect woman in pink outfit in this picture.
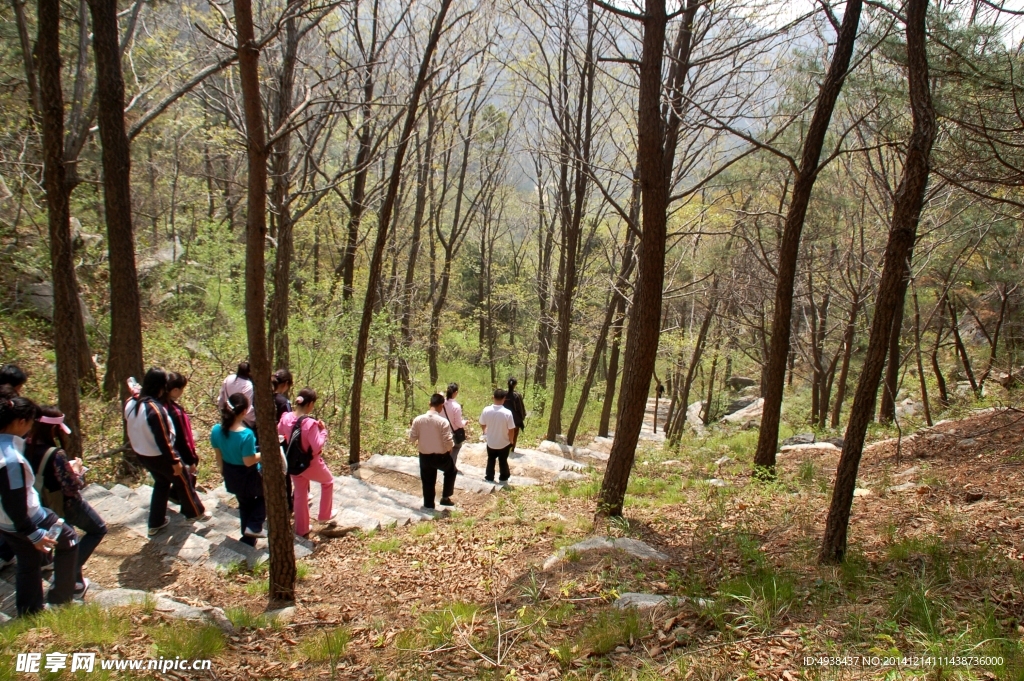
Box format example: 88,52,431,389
277,388,334,537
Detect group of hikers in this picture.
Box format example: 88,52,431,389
0,359,527,618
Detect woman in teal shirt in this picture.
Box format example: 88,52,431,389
210,393,265,546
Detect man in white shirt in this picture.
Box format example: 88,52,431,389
409,394,456,509
478,389,516,483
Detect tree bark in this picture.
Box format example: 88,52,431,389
598,301,625,437
911,283,932,426
267,15,300,371
878,263,910,422
752,0,863,474
232,0,295,602
948,297,978,394
37,0,84,459
349,0,452,464
820,0,935,563
88,0,145,403
931,293,950,407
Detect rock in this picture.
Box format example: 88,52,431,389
661,460,680,466
686,401,706,434
779,442,839,454
20,281,94,326
554,470,587,481
705,478,727,487
202,606,235,632
543,536,669,570
853,488,872,497
714,456,732,466
885,481,918,493
318,524,361,538
555,434,568,445
267,606,297,625
782,433,815,446
726,376,757,390
720,398,763,427
538,440,573,456
724,396,757,416
894,466,920,480
589,437,613,454
176,533,212,564
614,646,629,653
958,438,977,448
895,398,917,417
824,437,844,449
964,491,984,503
614,593,671,610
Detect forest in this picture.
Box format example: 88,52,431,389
1,0,1023,677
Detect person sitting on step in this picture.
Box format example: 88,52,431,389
211,393,265,546
278,388,334,538
409,394,456,510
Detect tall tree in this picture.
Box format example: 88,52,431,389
232,0,295,603
36,0,84,458
349,0,454,464
87,0,145,402
820,0,936,563
751,0,864,475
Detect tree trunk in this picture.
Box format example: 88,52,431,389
37,0,84,459
233,0,295,603
669,296,715,442
878,266,910,422
88,0,145,403
532,157,555,389
752,0,863,474
267,16,299,371
931,294,950,407
598,302,625,438
820,0,935,563
948,297,978,394
598,0,672,517
348,0,452,464
912,283,932,426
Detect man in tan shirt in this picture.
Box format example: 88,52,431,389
409,393,456,509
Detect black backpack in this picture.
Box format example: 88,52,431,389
284,416,312,476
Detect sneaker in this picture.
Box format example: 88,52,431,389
420,505,435,512
148,518,170,537
498,477,510,483
318,511,338,523
483,477,495,483
0,556,16,569
243,527,267,539
439,497,455,507
74,578,90,598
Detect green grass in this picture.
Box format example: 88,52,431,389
150,623,225,659
578,608,646,655
35,603,132,647
300,627,352,662
419,602,480,647
411,523,433,537
719,568,797,634
369,536,403,554
245,579,269,596
224,606,271,629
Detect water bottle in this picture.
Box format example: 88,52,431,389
44,518,63,543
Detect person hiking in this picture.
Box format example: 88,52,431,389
504,378,527,451
164,372,199,493
211,393,265,546
25,406,105,596
0,364,27,398
443,383,468,469
217,361,255,429
271,368,295,511
479,388,516,484
125,368,207,536
272,369,294,421
278,388,334,538
409,394,455,510
0,395,79,616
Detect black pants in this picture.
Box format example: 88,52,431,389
63,497,107,582
2,510,78,616
222,462,266,547
418,453,456,509
137,454,205,528
485,445,511,482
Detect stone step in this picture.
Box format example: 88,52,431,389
458,443,587,477
364,454,539,493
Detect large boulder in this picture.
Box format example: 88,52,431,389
724,396,758,416
20,280,94,325
686,401,705,434
781,433,815,446
720,397,763,427
726,376,757,391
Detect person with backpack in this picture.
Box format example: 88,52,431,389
25,406,105,596
278,388,333,538
409,394,456,509
217,361,255,429
0,395,79,616
211,393,265,545
164,372,199,493
125,368,207,536
442,383,468,469
504,378,527,451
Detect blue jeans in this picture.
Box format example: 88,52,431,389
63,497,107,582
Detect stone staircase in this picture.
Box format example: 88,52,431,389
0,471,442,618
